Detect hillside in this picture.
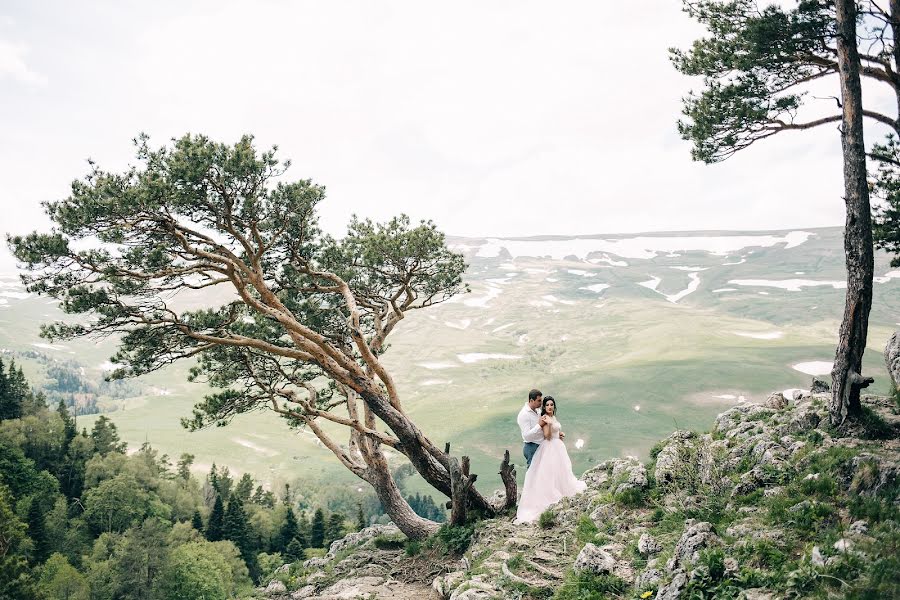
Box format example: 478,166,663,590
1,226,899,498
261,389,900,599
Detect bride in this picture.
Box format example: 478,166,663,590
515,396,586,523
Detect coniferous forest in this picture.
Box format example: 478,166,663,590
0,360,445,600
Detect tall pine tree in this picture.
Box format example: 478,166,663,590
278,507,299,554
223,495,258,581
206,495,225,542
310,509,326,548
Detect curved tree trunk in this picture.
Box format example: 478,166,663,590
358,388,498,514
831,0,876,426
364,450,440,540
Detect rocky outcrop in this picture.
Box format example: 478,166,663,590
887,331,900,393
261,392,898,600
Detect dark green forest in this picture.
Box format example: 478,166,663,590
0,359,445,600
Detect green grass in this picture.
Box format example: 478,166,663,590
3,226,900,498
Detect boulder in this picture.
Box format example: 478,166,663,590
810,377,830,393
638,533,662,556
325,524,400,558
849,520,868,535
764,392,788,410
886,331,900,393
614,460,648,494
666,521,720,572
635,568,663,590
789,410,821,434
574,543,616,574
291,585,316,599
656,570,688,600
654,431,698,487
433,571,466,599
264,580,287,594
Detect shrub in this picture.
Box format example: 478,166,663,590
574,515,598,544
372,533,406,550
538,510,556,529
429,523,474,555
553,571,628,600
404,540,421,556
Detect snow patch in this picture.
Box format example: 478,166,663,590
670,266,708,272
712,288,738,293
566,269,597,277
491,323,515,333
0,291,29,299
581,283,610,293
792,361,833,375
728,278,846,291
445,319,472,330
417,362,458,370
575,439,585,449
475,231,813,260
456,353,522,364
232,438,279,457
732,331,783,340
464,285,502,308
874,269,900,283
420,379,452,386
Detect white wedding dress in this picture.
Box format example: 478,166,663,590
515,416,586,523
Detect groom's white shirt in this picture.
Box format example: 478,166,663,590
518,403,544,444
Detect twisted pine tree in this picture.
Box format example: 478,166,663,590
673,0,894,425
8,133,510,538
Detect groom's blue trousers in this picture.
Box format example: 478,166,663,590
523,442,540,468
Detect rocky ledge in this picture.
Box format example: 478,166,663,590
262,389,900,599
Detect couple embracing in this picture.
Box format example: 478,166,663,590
514,389,586,523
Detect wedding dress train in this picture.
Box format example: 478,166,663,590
515,417,586,523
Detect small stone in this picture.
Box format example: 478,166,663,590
788,500,812,513
804,473,820,480
740,589,779,600
849,520,868,535
833,538,853,553
724,557,738,573
886,331,900,393
811,546,827,567
792,390,804,401
264,580,287,594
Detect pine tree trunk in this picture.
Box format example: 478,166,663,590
831,0,876,426
364,448,440,540
359,388,497,514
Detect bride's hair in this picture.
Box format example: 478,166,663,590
540,396,557,416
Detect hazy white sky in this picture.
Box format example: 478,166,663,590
1,0,895,265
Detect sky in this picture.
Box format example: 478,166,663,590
1,0,897,271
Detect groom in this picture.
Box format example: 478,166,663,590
517,388,564,468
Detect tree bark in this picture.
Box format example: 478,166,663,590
498,450,517,510
365,449,440,540
358,388,498,514
449,455,477,526
831,0,876,426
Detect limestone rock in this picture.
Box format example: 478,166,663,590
636,568,663,590
789,410,821,434
811,546,828,567
325,524,400,558
833,538,853,553
265,580,287,594
666,521,720,572
850,520,868,535
656,570,688,600
885,331,900,392
764,392,788,410
655,431,698,487
574,543,616,574
291,585,316,599
433,571,466,599
614,460,648,494
740,589,779,600
638,533,662,556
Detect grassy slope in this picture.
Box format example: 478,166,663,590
0,227,898,498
